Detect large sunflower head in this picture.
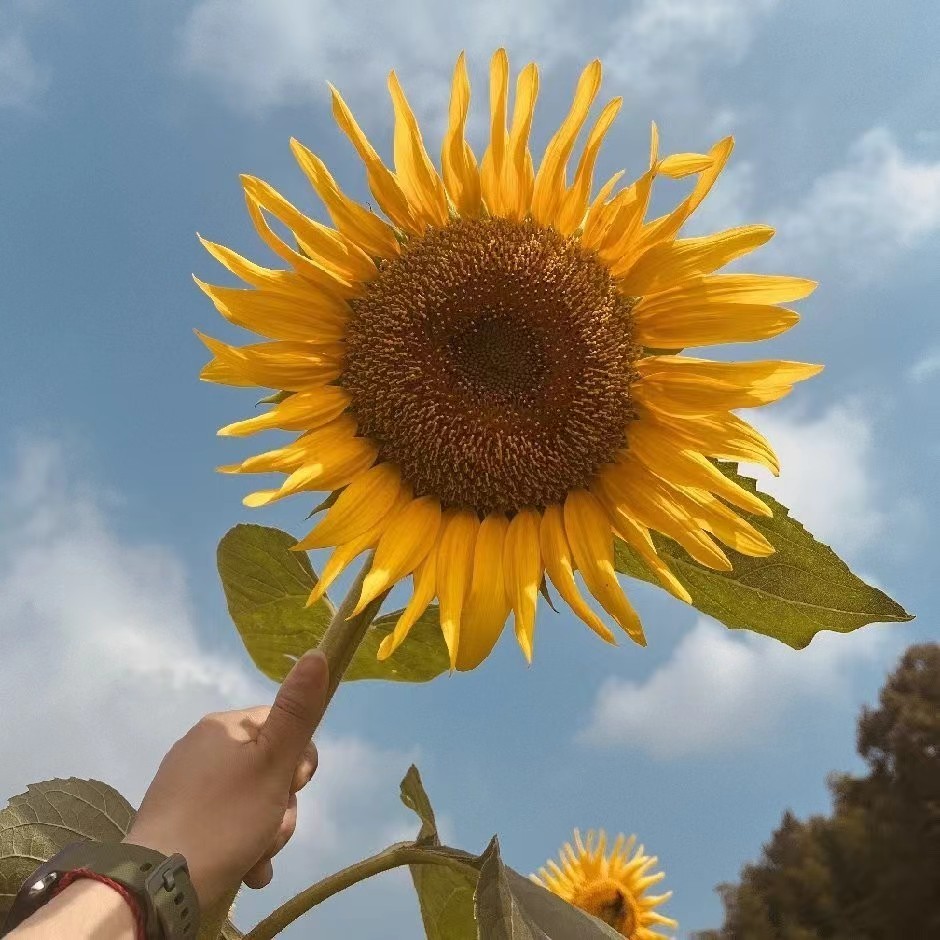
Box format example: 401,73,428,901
532,829,677,938
198,49,821,671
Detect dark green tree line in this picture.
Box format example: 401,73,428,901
696,642,940,939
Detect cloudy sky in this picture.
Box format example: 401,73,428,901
1,1,937,936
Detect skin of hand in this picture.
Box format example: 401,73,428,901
121,649,329,911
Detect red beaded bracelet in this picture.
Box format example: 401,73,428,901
51,868,148,940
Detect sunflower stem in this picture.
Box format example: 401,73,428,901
315,551,389,708
242,842,479,940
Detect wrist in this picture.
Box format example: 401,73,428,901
122,828,210,909
8,878,138,940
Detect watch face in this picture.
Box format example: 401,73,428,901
28,873,58,898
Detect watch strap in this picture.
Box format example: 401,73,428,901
1,840,201,940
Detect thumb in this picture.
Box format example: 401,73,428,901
258,650,329,771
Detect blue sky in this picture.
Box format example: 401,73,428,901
1,1,938,937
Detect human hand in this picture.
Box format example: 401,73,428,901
123,649,329,910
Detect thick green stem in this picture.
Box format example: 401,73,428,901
314,551,389,707
242,843,478,940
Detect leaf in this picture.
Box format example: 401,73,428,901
400,766,478,940
217,524,449,684
0,778,241,939
614,463,914,648
475,837,550,940
475,838,623,940
0,778,135,924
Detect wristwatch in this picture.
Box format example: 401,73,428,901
1,840,201,939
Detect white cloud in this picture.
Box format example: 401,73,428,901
769,128,940,279
0,1,53,110
580,617,892,758
180,0,779,121
600,0,778,92
909,347,940,383
685,128,940,282
0,436,418,937
0,31,48,110
742,401,887,555
581,398,904,757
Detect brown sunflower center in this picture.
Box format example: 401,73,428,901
341,216,639,514
572,880,638,937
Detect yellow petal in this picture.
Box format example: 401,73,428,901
198,235,311,296
627,420,772,518
531,59,603,227
196,331,344,389
638,355,824,388
658,152,714,178
555,97,622,236
637,273,817,309
599,461,732,571
480,48,509,212
377,542,439,661
633,135,735,253
457,513,512,671
290,139,401,259
539,504,615,644
194,277,348,343
328,83,420,234
580,169,626,248
243,434,377,508
241,175,376,283
563,490,645,645
354,495,442,614
596,498,691,604
243,193,362,299
217,386,350,437
441,52,482,218
617,225,775,294
634,301,800,348
307,486,412,605
503,508,543,663
435,509,479,669
500,62,540,220
595,168,657,265
634,371,797,414
387,71,449,228
681,488,775,556
635,402,780,475
293,462,402,549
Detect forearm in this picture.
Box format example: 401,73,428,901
7,878,137,940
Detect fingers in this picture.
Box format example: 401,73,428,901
242,795,299,891
243,858,274,890
258,650,329,773
291,742,319,793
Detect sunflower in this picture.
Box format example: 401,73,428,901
198,49,821,671
533,829,677,938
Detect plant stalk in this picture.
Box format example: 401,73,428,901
314,551,388,709
242,843,479,940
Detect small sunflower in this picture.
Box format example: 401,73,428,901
198,49,821,670
533,829,677,938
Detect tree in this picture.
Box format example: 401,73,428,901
695,643,940,939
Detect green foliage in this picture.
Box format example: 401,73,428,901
217,524,450,684
695,643,940,940
615,463,912,649
0,778,241,939
399,766,622,940
400,766,479,940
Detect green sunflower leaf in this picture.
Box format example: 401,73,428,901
398,767,621,940
400,765,478,940
614,462,914,648
0,779,241,940
475,837,622,940
217,524,449,684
